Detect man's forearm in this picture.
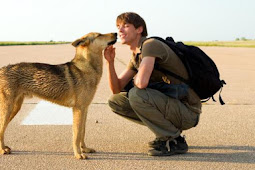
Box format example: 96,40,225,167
106,62,121,94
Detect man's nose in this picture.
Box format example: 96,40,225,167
118,26,124,32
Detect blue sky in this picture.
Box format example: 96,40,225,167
1,0,254,41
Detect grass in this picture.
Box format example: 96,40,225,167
1,40,255,48
0,41,70,46
184,40,255,48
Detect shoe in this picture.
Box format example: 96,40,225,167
148,136,188,156
148,138,161,148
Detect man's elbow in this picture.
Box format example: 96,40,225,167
135,81,148,89
112,89,121,94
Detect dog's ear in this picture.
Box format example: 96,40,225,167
72,38,90,47
72,39,81,47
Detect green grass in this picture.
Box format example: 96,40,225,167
1,40,255,48
0,41,70,46
184,40,255,48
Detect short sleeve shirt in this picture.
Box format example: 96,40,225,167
127,37,202,113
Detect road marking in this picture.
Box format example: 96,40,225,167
22,101,72,125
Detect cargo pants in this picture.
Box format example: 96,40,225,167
108,87,200,140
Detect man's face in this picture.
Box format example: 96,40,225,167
117,23,141,45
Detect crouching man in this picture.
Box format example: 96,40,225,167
104,12,201,156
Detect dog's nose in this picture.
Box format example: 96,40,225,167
114,33,117,37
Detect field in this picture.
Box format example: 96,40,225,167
0,40,255,47
0,41,70,46
184,40,255,48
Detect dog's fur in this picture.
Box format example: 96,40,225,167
0,32,117,159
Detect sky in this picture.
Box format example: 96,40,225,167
0,0,254,42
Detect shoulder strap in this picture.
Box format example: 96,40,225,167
154,64,190,85
141,37,190,85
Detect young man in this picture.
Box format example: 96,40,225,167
104,12,201,156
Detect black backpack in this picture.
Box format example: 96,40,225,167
142,37,226,105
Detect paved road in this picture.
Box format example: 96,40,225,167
0,44,254,170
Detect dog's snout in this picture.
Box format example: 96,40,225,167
107,33,118,46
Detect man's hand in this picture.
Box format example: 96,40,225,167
104,45,116,63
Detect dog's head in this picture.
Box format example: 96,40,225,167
72,32,117,51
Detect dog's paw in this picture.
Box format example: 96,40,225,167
75,153,88,160
0,146,11,155
82,147,96,153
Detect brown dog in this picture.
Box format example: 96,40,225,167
0,32,117,159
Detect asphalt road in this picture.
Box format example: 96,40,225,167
0,44,254,170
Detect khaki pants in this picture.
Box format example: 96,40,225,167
108,87,199,140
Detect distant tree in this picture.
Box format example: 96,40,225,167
241,37,247,41
235,38,240,41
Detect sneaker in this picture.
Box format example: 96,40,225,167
148,138,161,148
148,136,188,156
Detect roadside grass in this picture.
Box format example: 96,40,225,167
184,40,255,48
1,40,255,48
0,41,70,46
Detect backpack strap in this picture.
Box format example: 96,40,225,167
140,37,190,85
154,64,190,85
202,80,226,105
219,80,226,105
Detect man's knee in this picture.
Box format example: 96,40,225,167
107,92,132,114
129,87,149,107
108,94,121,112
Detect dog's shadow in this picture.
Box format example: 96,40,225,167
12,145,255,164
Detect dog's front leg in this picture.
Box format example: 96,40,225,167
0,102,12,155
80,108,96,153
72,107,87,159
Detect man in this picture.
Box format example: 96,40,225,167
104,12,201,156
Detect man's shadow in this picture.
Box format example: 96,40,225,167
89,145,255,163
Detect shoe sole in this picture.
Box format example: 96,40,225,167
148,149,188,156
148,144,158,148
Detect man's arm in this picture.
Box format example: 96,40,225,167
107,64,136,94
134,57,155,89
104,46,136,94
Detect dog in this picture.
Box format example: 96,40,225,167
0,32,117,159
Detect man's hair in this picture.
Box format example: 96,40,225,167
116,12,148,37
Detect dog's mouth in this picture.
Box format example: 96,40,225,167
108,39,117,46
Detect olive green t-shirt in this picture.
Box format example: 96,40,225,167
127,37,202,113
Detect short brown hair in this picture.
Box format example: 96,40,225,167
116,12,148,37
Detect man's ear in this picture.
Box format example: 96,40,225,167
137,26,143,34
72,37,90,47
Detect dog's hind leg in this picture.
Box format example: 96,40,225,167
72,107,87,159
80,107,95,154
0,94,13,155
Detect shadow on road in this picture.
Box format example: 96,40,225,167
11,145,255,163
